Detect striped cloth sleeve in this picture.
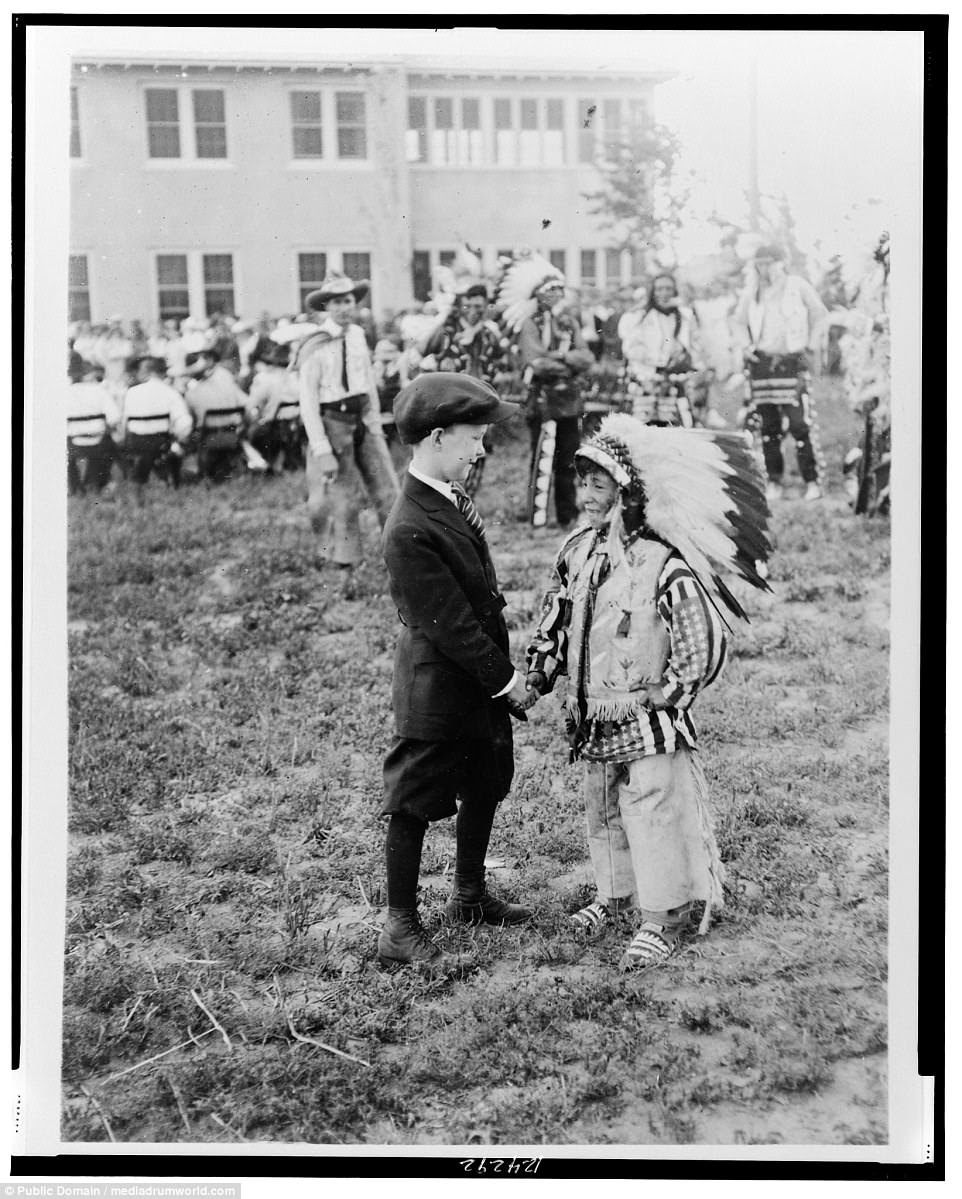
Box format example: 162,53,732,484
656,553,729,711
525,540,577,692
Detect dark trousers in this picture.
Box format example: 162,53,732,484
527,412,581,526
748,354,819,484
67,437,115,495
126,432,179,487
381,730,514,824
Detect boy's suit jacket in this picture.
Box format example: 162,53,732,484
382,472,515,742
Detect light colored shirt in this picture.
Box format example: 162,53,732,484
122,377,193,440
298,318,381,457
734,271,829,356
185,365,248,425
407,462,520,699
67,381,121,445
246,367,300,425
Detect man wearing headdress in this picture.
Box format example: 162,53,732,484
501,256,594,528
297,270,399,568
419,283,505,384
526,415,771,968
734,244,829,501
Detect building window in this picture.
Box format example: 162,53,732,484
549,250,567,275
291,91,323,158
146,86,229,161
336,92,367,159
70,87,82,158
544,99,565,165
407,97,427,163
156,254,190,321
581,250,598,289
412,251,431,302
146,88,181,158
297,252,328,310
494,98,516,166
605,248,623,290
193,89,227,159
630,248,646,286
627,98,648,131
68,254,90,322
342,251,371,306
203,253,235,316
603,99,623,147
578,98,597,163
459,98,482,165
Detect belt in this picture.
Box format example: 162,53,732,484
322,394,366,421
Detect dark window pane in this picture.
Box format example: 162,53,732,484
336,91,365,124
461,98,480,129
578,98,596,162
496,249,513,261
69,290,91,323
203,254,233,284
148,125,180,158
293,126,323,157
520,99,538,130
337,127,366,159
630,248,646,282
603,99,621,138
408,96,426,128
68,255,88,286
146,88,178,122
605,248,622,285
546,99,564,130
158,289,190,320
204,288,235,317
549,250,566,274
342,252,370,280
157,255,188,286
412,250,431,302
195,126,227,158
494,98,512,129
291,90,322,122
192,89,225,123
434,97,454,129
298,252,327,283
581,249,597,280
70,87,79,119
438,250,456,268
70,125,82,158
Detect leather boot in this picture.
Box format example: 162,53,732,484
376,907,463,974
444,873,533,926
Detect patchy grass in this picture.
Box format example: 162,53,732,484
63,379,888,1145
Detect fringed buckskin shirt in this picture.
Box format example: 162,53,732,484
526,523,729,763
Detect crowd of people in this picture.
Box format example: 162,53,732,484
66,238,890,522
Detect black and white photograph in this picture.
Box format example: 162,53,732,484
16,17,937,1175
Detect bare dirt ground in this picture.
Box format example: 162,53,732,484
62,378,889,1146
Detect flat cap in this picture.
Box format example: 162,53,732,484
393,372,520,445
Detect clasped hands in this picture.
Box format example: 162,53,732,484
506,671,545,712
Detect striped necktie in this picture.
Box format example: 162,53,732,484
450,482,485,539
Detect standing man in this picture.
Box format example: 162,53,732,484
515,275,594,528
733,244,829,501
419,284,505,383
297,270,399,569
377,373,536,973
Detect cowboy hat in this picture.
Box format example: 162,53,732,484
305,269,369,311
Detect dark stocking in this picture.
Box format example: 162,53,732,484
384,813,427,910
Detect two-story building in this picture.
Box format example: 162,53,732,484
68,54,670,323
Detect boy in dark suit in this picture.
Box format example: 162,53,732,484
378,373,537,972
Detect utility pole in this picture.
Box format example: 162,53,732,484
749,55,760,233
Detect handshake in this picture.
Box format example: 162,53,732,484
505,670,547,716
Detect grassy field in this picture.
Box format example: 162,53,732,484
63,377,890,1146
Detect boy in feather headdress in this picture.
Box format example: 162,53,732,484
525,415,771,968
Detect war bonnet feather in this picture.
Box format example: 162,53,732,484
577,413,773,625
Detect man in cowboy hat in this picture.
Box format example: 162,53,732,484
297,269,399,568
733,243,829,501
377,373,537,973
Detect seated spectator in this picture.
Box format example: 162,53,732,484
245,341,302,470
122,356,194,500
184,349,251,481
67,361,121,496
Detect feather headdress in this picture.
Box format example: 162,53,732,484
576,413,772,625
496,250,565,332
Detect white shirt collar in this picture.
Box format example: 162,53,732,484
408,462,456,506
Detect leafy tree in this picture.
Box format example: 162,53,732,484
582,118,686,279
